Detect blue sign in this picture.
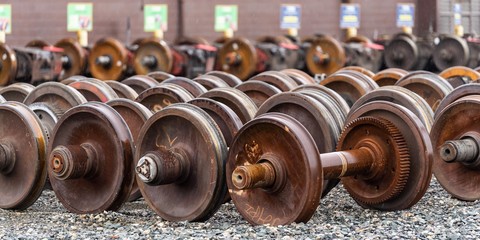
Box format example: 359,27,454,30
396,3,415,27
454,3,462,25
280,4,301,29
340,4,360,29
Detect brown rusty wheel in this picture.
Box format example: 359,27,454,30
216,38,257,80
280,69,316,85
147,71,175,82
89,37,129,81
439,66,480,88
350,86,434,132
206,71,243,87
227,113,322,225
435,84,480,118
69,78,119,102
249,71,298,91
0,43,17,86
61,75,87,85
296,89,347,133
23,82,88,140
256,92,341,197
136,84,194,113
188,98,242,147
135,104,227,221
162,77,207,97
107,98,152,202
105,81,138,100
291,84,350,116
320,71,379,107
372,68,408,87
55,38,88,79
305,35,346,75
0,83,35,102
134,38,173,75
395,73,453,112
384,35,419,70
433,35,469,71
122,75,160,94
193,75,229,90
342,101,432,210
431,95,480,200
235,80,282,107
48,102,134,213
25,40,49,49
0,102,47,209
341,66,375,78
199,88,257,123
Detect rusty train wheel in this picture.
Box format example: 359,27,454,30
188,98,242,147
61,75,87,85
291,84,350,116
343,101,432,210
235,80,282,107
147,71,175,82
48,102,134,213
199,88,257,123
320,71,379,107
206,71,243,87
135,103,227,221
136,84,194,113
107,99,152,202
216,38,257,80
162,77,207,97
55,38,87,79
433,35,469,71
435,83,480,119
0,43,17,86
69,78,119,102
350,86,434,132
227,113,322,225
341,66,375,78
384,35,419,70
372,68,408,87
134,38,173,75
431,96,480,201
25,40,49,49
122,75,160,94
0,102,47,210
193,75,230,90
105,81,139,100
439,66,480,88
88,38,129,81
281,69,316,85
0,83,35,102
306,35,346,75
395,73,453,112
249,71,299,91
256,92,341,197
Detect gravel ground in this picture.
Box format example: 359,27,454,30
0,177,479,239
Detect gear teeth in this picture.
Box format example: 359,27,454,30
337,116,410,205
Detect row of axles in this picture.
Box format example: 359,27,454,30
0,66,478,226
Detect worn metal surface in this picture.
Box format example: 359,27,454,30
107,98,152,202
47,102,134,213
135,84,193,113
431,95,480,201
135,104,227,221
0,102,47,210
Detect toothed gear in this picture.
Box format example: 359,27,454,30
337,116,410,205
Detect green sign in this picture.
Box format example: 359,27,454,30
144,4,168,32
0,5,11,33
215,5,238,32
67,3,93,32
